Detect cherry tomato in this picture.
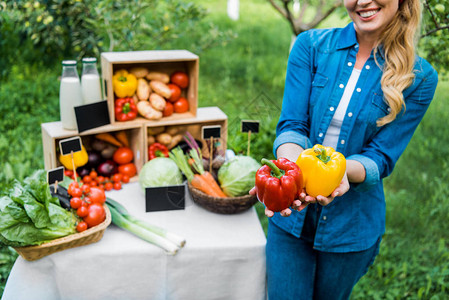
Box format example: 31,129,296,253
84,204,106,228
89,187,106,204
167,83,181,102
77,206,89,218
113,147,134,165
82,175,92,184
97,176,105,184
173,97,189,113
121,174,130,183
68,181,79,196
112,173,122,183
118,163,137,178
170,71,189,89
64,170,74,178
113,182,122,190
71,187,83,198
89,170,98,179
83,196,92,205
104,182,113,191
162,101,174,117
89,181,98,187
70,197,82,209
76,221,88,232
99,184,105,190
82,184,91,195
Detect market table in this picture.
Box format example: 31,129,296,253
2,182,267,300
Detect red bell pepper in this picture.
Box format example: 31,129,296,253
255,158,303,212
115,97,137,122
148,143,169,160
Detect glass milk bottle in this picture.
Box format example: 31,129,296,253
81,57,102,104
60,60,83,130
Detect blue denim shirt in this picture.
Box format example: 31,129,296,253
272,23,438,253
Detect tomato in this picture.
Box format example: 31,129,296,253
77,206,88,218
83,196,91,205
68,181,79,196
89,187,106,204
162,101,174,117
71,187,83,198
113,147,134,165
167,83,181,102
64,170,74,178
112,173,122,183
70,197,82,209
173,97,189,113
121,174,130,183
118,163,137,177
89,170,98,180
89,181,98,187
170,71,189,89
76,221,88,232
113,182,122,190
97,176,105,184
82,184,91,195
104,182,113,191
82,175,92,184
84,204,106,228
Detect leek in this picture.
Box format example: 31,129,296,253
106,198,186,255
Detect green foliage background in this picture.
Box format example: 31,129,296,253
1,0,449,298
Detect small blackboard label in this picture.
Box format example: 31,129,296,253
241,120,260,133
75,100,110,133
59,136,82,155
145,185,185,212
47,167,65,185
202,125,221,140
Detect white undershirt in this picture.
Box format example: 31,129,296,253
322,68,361,150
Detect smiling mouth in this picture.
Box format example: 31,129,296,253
358,9,380,18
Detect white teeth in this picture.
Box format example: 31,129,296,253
360,10,379,18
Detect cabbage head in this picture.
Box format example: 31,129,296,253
218,156,261,197
139,157,183,190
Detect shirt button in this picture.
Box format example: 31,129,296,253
365,65,370,70
323,216,327,220
339,84,344,88
341,140,345,144
329,107,335,112
318,133,324,138
356,88,361,92
348,112,353,117
347,62,353,67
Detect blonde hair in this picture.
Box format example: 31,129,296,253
374,0,422,126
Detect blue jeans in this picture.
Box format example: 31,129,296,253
266,220,380,300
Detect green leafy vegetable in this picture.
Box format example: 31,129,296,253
218,156,261,197
0,170,76,247
138,157,183,190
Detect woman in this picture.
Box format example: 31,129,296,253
264,0,438,299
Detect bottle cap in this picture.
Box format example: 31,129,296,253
82,57,97,63
62,60,77,66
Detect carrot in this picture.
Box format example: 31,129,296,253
95,133,123,147
115,131,129,147
201,171,227,198
190,174,225,198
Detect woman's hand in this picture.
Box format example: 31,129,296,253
249,188,307,218
303,172,350,206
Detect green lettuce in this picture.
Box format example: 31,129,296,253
218,156,261,197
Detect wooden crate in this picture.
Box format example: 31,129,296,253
144,107,228,162
101,50,199,125
41,122,145,180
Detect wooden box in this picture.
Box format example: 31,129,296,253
144,107,228,162
41,122,145,180
101,50,199,125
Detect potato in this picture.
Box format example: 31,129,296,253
137,78,151,101
149,93,166,111
149,80,172,99
156,133,172,146
137,101,163,120
130,67,149,78
147,126,165,135
146,72,170,84
147,135,156,145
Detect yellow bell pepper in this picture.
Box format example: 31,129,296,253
112,69,137,98
59,145,88,170
296,144,346,197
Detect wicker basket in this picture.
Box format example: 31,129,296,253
14,205,111,261
188,183,258,214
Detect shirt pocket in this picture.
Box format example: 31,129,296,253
310,72,328,107
366,92,391,133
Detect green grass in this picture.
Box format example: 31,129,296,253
1,0,449,298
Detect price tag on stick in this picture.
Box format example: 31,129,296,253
241,120,260,156
74,100,111,133
202,125,222,174
47,167,65,193
59,136,83,180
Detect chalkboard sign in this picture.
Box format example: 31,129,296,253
47,167,64,185
145,185,185,212
59,136,82,155
241,120,260,133
75,100,110,133
201,125,221,140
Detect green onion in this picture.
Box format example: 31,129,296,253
106,198,186,255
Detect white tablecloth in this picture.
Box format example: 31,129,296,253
2,182,267,300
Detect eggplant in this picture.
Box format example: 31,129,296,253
49,184,71,211
86,150,103,169
77,166,90,178
97,160,118,177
